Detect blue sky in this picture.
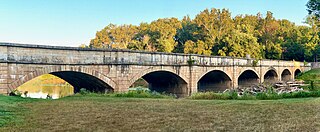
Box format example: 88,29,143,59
0,0,310,46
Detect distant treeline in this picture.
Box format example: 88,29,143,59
89,8,320,62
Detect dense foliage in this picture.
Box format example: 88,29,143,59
90,7,320,62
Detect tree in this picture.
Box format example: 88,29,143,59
90,24,138,49
174,16,203,53
307,0,320,19
148,18,182,52
258,11,282,59
193,8,234,55
109,25,138,49
90,24,115,48
213,30,262,58
89,7,318,62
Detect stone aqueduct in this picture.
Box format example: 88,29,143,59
0,43,311,97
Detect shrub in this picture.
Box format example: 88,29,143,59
112,89,174,99
190,90,320,100
190,92,230,100
252,59,259,67
187,56,196,66
79,88,90,95
9,90,22,97
309,81,315,91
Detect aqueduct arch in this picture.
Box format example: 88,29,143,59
263,69,278,84
238,69,260,88
128,67,189,97
9,66,117,93
50,71,113,93
281,69,292,82
197,70,232,92
294,69,302,77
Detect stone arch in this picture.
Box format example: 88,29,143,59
294,68,302,77
263,68,278,84
129,67,189,97
197,70,232,92
9,66,117,93
281,69,292,82
238,69,260,88
238,68,260,79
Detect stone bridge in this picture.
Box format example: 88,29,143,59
0,43,311,97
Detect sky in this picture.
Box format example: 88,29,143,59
0,0,310,47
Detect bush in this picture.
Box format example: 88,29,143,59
190,90,320,100
190,92,230,100
112,89,173,98
309,81,315,91
252,59,259,67
9,90,22,97
79,88,90,95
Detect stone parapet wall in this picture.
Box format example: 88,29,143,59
0,43,310,67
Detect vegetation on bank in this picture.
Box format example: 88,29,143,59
190,90,320,100
296,68,320,90
77,88,175,99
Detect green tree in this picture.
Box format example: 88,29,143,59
193,8,234,55
90,24,138,49
90,24,114,48
258,11,282,59
174,16,203,53
214,30,262,58
307,0,320,18
148,18,182,52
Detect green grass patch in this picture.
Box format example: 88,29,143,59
1,95,320,131
296,68,320,90
0,95,39,127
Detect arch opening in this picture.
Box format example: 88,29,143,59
16,71,114,99
238,70,260,88
264,70,278,84
129,78,149,90
294,69,302,77
281,69,292,82
136,71,188,97
50,71,114,93
198,70,232,92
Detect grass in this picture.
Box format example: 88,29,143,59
0,95,40,127
1,95,320,131
190,90,320,100
296,68,320,90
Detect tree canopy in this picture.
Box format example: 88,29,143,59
89,7,320,62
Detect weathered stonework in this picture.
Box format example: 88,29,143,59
0,43,311,96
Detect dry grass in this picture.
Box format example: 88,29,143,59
1,96,320,131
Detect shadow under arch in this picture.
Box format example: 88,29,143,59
294,69,302,77
197,70,232,92
264,69,278,84
238,70,260,88
130,70,188,97
50,71,114,93
281,69,292,82
9,66,116,94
